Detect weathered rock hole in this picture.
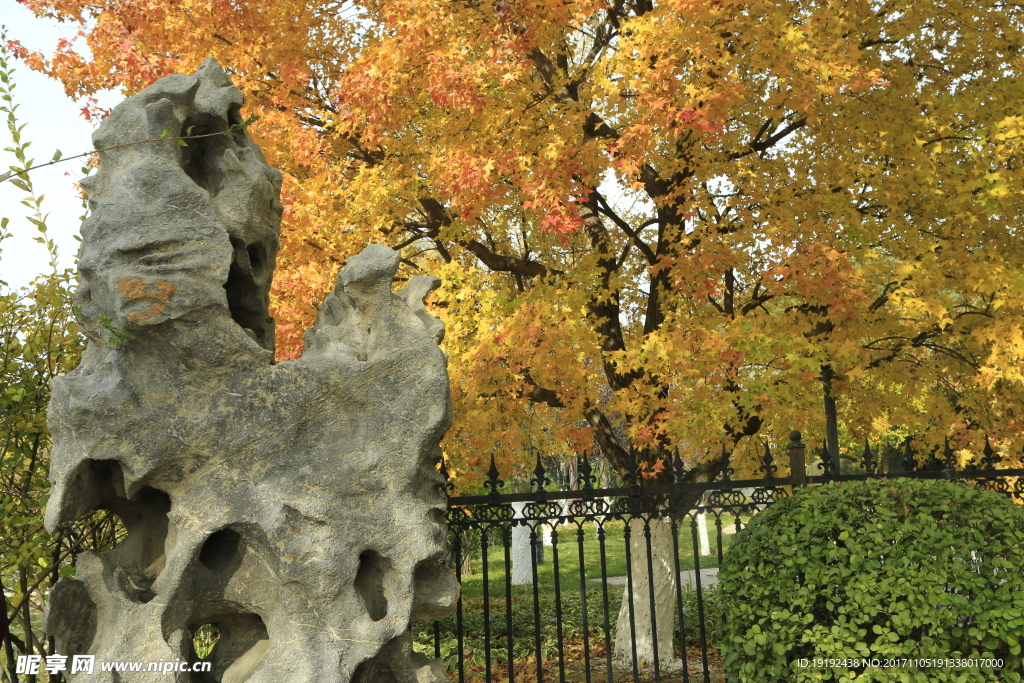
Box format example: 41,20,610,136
246,244,265,276
181,131,211,192
426,508,446,527
354,551,390,621
75,459,128,509
227,104,245,143
68,482,171,604
224,237,271,350
118,487,171,603
187,612,267,683
79,508,128,551
62,460,163,562
199,528,241,572
352,658,398,683
193,623,221,659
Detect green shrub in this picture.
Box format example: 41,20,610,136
719,479,1024,682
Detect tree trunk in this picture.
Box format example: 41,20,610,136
613,516,682,673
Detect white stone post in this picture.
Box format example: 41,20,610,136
697,512,711,556
511,501,533,585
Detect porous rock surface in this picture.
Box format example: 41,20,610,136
44,58,458,683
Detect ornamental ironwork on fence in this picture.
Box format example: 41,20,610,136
425,431,1024,683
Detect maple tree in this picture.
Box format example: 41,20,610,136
9,0,1024,494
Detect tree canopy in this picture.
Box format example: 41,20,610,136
11,0,1024,489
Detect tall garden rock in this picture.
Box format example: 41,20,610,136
44,58,458,683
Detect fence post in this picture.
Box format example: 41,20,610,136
788,430,807,488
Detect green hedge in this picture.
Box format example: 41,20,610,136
719,478,1024,682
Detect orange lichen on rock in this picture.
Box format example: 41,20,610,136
117,279,176,304
116,280,175,324
117,278,147,300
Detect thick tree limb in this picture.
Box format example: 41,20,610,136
415,198,562,277
579,194,643,391
584,406,632,473
463,240,562,278
520,371,566,408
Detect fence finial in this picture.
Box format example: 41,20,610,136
861,439,874,473
485,453,503,496
578,451,596,493
531,452,550,492
982,435,1001,469
760,442,777,479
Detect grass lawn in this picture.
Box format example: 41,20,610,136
456,514,751,601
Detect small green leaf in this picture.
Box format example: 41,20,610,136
51,149,62,162
176,139,188,147
160,127,171,139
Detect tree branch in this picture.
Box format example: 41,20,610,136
591,189,658,265
415,198,562,277
727,116,808,161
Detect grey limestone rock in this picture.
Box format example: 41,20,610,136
45,58,458,683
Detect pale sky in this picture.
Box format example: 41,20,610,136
0,1,120,290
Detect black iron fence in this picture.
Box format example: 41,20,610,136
423,432,1024,683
